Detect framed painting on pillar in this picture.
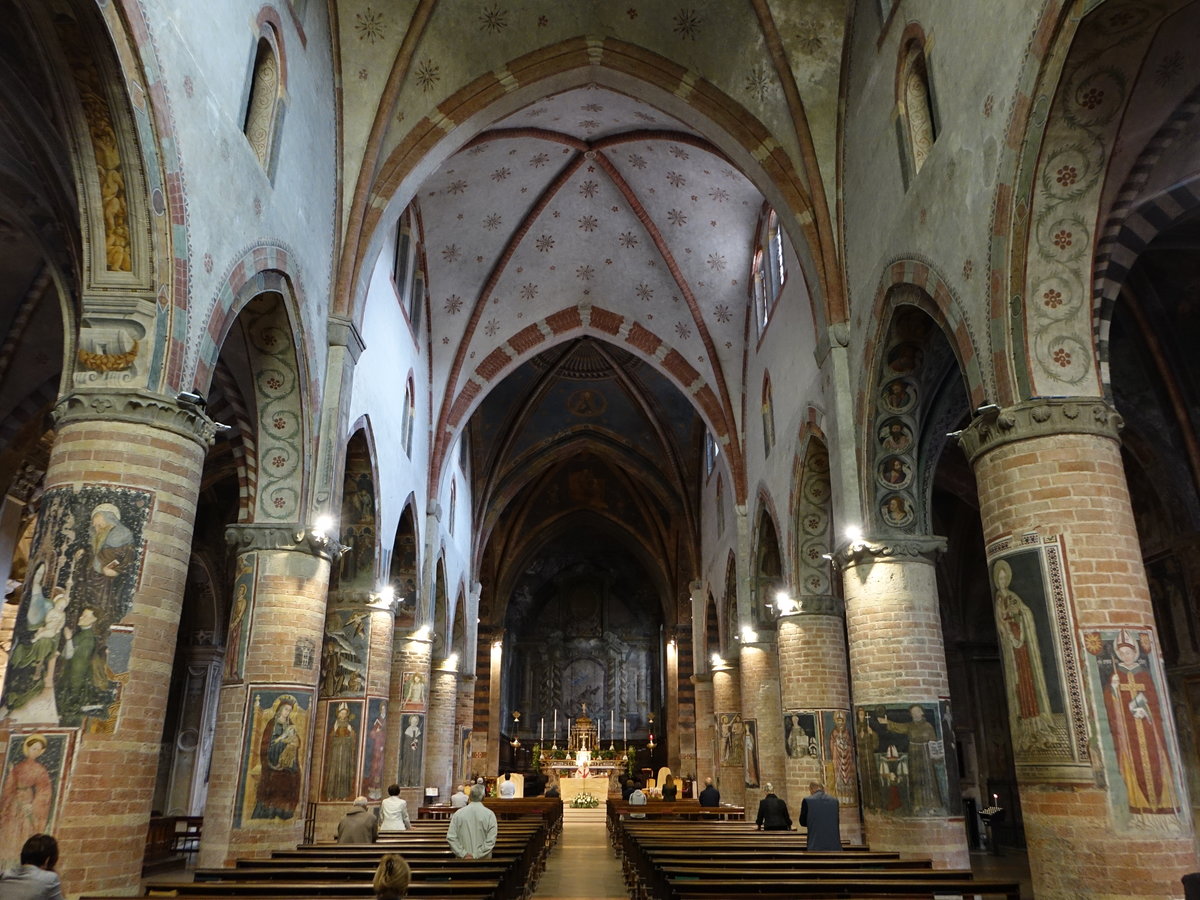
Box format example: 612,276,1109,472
321,610,370,697
986,532,1090,779
234,686,314,827
0,484,152,729
224,555,256,683
459,727,472,784
320,699,362,802
716,712,744,767
398,712,425,786
742,719,760,788
0,730,74,869
853,702,953,817
361,698,388,800
400,671,428,711
1083,629,1188,832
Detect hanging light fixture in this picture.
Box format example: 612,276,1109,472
510,710,521,748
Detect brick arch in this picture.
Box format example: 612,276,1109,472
788,428,833,599
194,245,311,525
443,303,742,494
1091,85,1200,392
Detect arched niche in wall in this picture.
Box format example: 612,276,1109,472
330,428,377,594
387,500,419,631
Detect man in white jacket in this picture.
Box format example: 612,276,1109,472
447,784,497,859
378,783,411,833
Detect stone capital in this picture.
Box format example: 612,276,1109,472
225,523,347,561
779,594,845,618
954,397,1123,465
690,672,713,685
53,388,220,447
835,535,946,568
327,316,366,362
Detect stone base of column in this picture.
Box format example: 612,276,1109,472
862,814,968,869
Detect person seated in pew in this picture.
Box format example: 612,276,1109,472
698,777,720,807
447,784,497,859
755,783,792,831
336,796,379,843
660,773,677,801
0,834,63,900
498,771,516,798
627,782,648,819
379,784,412,833
544,775,560,798
799,780,841,851
372,853,410,900
450,784,470,808
621,778,636,801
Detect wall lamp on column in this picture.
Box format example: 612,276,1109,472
295,514,349,557
740,625,758,643
710,652,726,670
412,625,431,641
368,584,397,611
774,590,798,615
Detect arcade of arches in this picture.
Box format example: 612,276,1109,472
0,1,1198,897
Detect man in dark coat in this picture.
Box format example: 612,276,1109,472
698,777,720,807
755,783,791,831
800,781,841,850
336,797,378,843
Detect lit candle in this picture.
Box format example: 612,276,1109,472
992,793,998,806
554,709,558,737
623,718,627,743
541,717,545,744
610,709,614,743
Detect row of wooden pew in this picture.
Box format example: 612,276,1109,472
82,801,561,900
611,803,1023,900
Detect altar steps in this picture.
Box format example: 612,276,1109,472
563,805,607,825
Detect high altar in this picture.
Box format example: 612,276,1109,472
546,708,622,800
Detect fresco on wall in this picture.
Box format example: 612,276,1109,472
717,712,744,767
460,727,472,784
362,698,388,800
321,699,362,802
400,671,428,711
742,718,760,788
1084,629,1187,829
235,687,312,827
0,731,73,868
0,484,151,728
783,711,818,759
824,710,857,807
333,445,376,591
854,702,953,817
986,533,1090,774
398,713,425,787
321,610,370,697
224,555,256,683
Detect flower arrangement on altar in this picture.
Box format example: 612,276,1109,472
570,792,600,809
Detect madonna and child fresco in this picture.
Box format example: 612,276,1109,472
0,485,151,728
236,688,312,827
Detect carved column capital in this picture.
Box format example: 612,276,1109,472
834,535,947,568
954,397,1123,465
225,523,347,561
53,388,220,447
779,594,845,618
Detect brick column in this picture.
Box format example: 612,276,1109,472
424,664,458,800
387,630,432,814
454,673,476,787
0,390,214,893
739,638,783,822
309,589,394,838
691,673,714,786
958,398,1195,898
711,662,744,807
777,596,861,843
199,525,335,865
840,538,969,868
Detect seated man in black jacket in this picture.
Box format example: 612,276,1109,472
755,783,792,831
698,777,720,807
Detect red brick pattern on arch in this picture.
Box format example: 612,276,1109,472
475,347,512,381
546,307,582,334
626,321,662,355
589,306,624,335
447,380,482,427
662,349,699,387
508,324,546,354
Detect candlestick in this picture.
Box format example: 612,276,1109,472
610,709,614,742
541,717,545,744
623,718,627,743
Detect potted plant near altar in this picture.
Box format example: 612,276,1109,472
531,743,542,771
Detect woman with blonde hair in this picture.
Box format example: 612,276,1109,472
373,853,410,899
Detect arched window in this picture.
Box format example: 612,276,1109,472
898,37,937,179
393,205,425,336
704,430,720,476
243,30,283,171
761,374,776,456
751,208,786,338
402,376,415,458
449,480,456,535
716,475,725,538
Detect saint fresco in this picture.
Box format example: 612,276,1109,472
0,731,72,868
321,700,362,802
0,485,151,727
236,687,312,827
320,610,370,697
362,698,388,800
854,703,954,817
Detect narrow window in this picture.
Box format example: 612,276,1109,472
402,377,415,458
449,480,456,535
761,375,776,457
243,34,281,170
900,40,937,176
716,475,725,538
766,212,786,302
